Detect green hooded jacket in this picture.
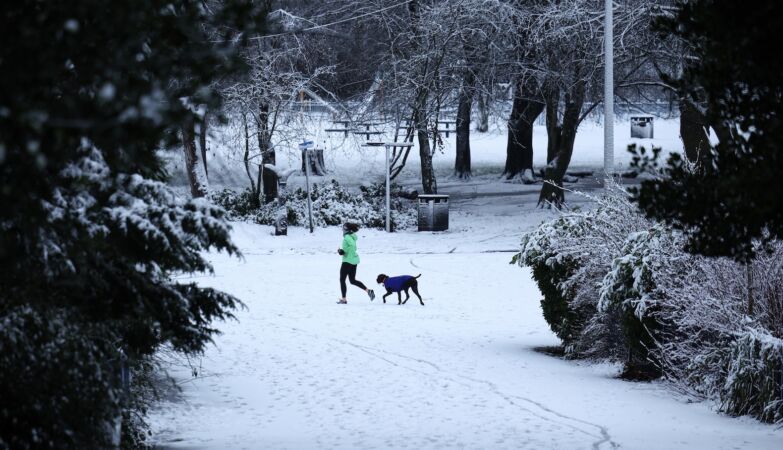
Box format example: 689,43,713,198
341,233,360,265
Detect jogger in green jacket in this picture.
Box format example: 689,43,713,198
337,222,374,304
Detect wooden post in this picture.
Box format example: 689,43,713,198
304,149,314,233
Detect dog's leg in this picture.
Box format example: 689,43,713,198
397,292,402,305
412,284,424,305
382,291,391,303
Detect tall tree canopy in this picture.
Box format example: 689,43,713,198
0,1,268,447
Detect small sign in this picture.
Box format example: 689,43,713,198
298,140,314,150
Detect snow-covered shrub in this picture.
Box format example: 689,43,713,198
516,184,652,358
722,331,783,423
213,180,418,230
517,217,587,352
517,182,783,422
598,226,681,379
650,243,783,423
211,188,261,220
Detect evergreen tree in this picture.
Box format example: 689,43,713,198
0,1,268,447
633,1,783,261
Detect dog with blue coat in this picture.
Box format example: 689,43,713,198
375,273,424,305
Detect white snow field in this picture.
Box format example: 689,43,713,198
150,118,781,448
149,214,782,449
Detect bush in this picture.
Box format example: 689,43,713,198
516,215,590,353
653,243,783,423
722,331,783,423
210,188,261,220
598,228,671,380
212,180,418,230
516,183,783,423
530,257,585,348
516,184,652,358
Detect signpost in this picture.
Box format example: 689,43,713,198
299,140,315,233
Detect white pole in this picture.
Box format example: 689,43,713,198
603,0,614,185
304,149,314,233
385,144,391,233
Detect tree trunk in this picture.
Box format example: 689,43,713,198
503,78,544,180
415,116,437,194
544,90,560,164
679,99,710,163
455,72,474,180
413,90,437,194
242,113,261,208
408,0,436,194
476,91,489,132
198,111,208,179
182,117,207,198
258,102,278,203
539,83,585,208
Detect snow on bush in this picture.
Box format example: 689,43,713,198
516,183,783,423
515,183,652,359
650,242,783,423
597,225,682,379
212,179,418,230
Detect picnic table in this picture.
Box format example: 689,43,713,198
353,130,384,140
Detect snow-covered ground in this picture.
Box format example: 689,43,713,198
150,116,781,448
149,191,782,449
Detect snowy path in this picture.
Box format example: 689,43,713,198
150,214,782,449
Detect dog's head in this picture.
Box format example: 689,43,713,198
376,274,388,284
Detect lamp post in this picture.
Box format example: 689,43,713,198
604,0,614,184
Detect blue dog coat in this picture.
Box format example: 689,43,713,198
383,275,414,292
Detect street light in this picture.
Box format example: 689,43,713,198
604,0,614,184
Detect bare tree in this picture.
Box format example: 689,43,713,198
221,5,333,204
527,0,654,206
453,0,518,180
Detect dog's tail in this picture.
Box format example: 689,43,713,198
414,274,421,279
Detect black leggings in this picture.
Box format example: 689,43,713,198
340,262,367,297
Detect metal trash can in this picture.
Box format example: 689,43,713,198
630,115,654,139
418,194,449,231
